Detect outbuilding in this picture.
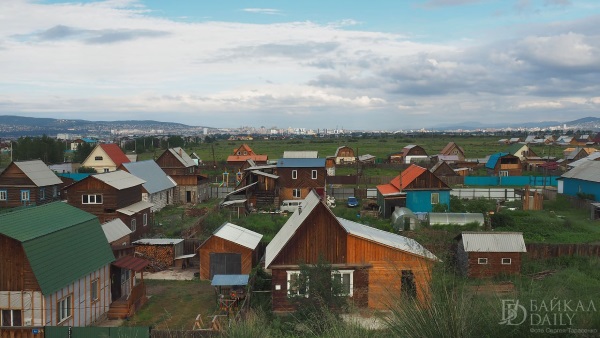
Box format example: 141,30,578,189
455,232,526,278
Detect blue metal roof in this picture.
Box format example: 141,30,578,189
122,160,176,194
57,173,91,182
211,274,249,286
276,158,326,168
485,152,509,169
81,138,97,143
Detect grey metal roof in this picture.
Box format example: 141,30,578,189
244,164,277,171
224,182,257,199
117,200,154,216
213,222,263,250
358,154,376,162
221,199,247,207
121,160,177,194
567,152,600,168
168,147,196,167
561,160,600,183
14,160,62,187
211,274,249,286
338,218,438,261
101,219,132,243
276,158,326,168
133,238,184,245
283,151,318,158
251,170,279,179
93,170,146,190
459,232,526,252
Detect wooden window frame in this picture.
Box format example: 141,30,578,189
131,218,137,232
143,213,148,226
91,278,100,302
57,294,73,324
287,271,308,298
501,258,512,265
39,188,45,200
1,309,22,327
332,270,354,296
478,258,488,265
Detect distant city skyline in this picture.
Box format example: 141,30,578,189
1,0,599,129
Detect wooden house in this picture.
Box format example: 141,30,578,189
276,158,326,201
430,161,457,177
388,145,428,164
226,144,268,171
265,191,438,313
505,144,538,162
485,153,522,176
563,147,596,165
325,157,336,176
232,160,279,209
439,142,465,161
63,170,153,241
0,202,114,328
558,161,600,201
70,137,97,151
376,164,451,217
156,147,208,204
334,146,356,165
198,222,263,280
593,132,600,145
119,160,177,212
81,143,130,173
0,160,62,208
455,232,526,278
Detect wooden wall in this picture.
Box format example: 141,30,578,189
0,235,41,291
198,237,256,280
117,207,151,242
0,164,61,208
467,252,522,278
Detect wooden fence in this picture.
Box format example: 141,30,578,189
526,243,600,259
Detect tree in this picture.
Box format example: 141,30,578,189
73,142,93,163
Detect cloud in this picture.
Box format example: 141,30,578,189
34,25,170,44
242,8,282,15
421,0,482,8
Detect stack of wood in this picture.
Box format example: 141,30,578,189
134,245,174,270
529,270,556,280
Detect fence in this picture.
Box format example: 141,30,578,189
451,188,537,201
526,243,600,259
208,186,234,199
464,176,558,187
42,326,150,338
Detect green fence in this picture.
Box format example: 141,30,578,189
44,326,149,338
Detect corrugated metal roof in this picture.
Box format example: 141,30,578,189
93,170,146,190
460,232,526,252
389,164,428,190
276,158,326,168
429,213,485,226
0,202,114,295
251,170,279,179
168,147,196,167
376,183,405,196
101,219,132,243
211,274,249,286
99,144,130,167
224,182,258,199
133,238,184,245
56,172,90,182
568,152,600,168
561,160,600,183
13,160,62,187
213,222,263,250
358,154,376,162
244,164,277,171
117,200,154,216
485,152,509,169
112,255,149,272
283,151,318,158
221,199,247,207
122,160,177,194
337,218,438,261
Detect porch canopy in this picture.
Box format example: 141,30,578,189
112,255,150,272
211,274,249,286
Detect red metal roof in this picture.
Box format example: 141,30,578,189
376,184,401,195
112,255,149,272
100,144,130,167
227,155,268,163
390,164,426,190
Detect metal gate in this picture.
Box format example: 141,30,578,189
209,253,241,279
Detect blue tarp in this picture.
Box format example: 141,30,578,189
211,274,249,286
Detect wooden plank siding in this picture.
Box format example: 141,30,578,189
198,236,256,280
0,235,41,291
0,164,61,208
467,252,522,278
276,167,326,201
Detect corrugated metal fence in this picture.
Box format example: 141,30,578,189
464,176,559,187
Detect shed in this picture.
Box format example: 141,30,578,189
133,238,185,268
455,232,526,278
199,222,263,280
428,213,484,226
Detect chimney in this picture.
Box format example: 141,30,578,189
178,148,182,156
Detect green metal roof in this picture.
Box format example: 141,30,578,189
0,202,115,295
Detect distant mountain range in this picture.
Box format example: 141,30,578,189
432,117,600,131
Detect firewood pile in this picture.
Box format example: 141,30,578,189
528,270,556,280
134,246,173,272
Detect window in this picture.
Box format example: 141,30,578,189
57,294,72,323
131,218,137,232
91,278,99,302
0,190,7,201
431,193,439,205
95,156,103,161
243,151,247,155
20,190,30,202
53,186,58,197
332,270,353,296
292,170,298,179
478,258,488,264
82,194,103,204
1,309,22,326
143,213,148,226
236,151,241,155
499,170,509,177
287,271,308,297
501,258,512,265
39,188,45,200
293,189,301,198
103,168,110,173
311,170,317,179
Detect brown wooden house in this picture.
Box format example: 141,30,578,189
455,232,526,278
198,222,263,280
276,158,326,201
439,142,465,161
388,145,428,164
63,170,153,241
485,153,522,176
156,147,208,204
265,191,438,312
226,144,268,171
430,161,457,178
0,160,62,208
334,146,356,165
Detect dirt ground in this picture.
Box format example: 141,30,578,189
143,267,197,280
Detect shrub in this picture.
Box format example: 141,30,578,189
490,212,515,228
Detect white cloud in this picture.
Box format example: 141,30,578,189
242,8,282,15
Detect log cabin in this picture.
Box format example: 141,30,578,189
455,232,526,278
156,147,208,204
0,160,63,208
265,191,438,313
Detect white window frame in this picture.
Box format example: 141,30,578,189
57,294,73,323
0,190,7,201
131,218,137,232
143,213,148,226
293,189,301,198
82,194,103,204
287,271,308,297
292,170,298,180
103,168,110,173
0,309,22,326
501,258,512,265
20,190,30,202
311,170,317,179
431,192,440,205
91,278,100,302
332,270,354,296
478,258,488,265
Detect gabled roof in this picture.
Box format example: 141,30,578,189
251,170,279,179
133,238,184,245
567,152,600,168
433,155,459,162
121,160,176,194
211,222,263,250
561,161,600,183
12,160,62,186
458,232,526,253
485,152,509,169
376,183,405,196
334,146,354,157
440,142,464,156
358,154,376,162
167,147,196,168
101,219,132,243
283,151,318,158
92,170,146,190
0,202,114,295
389,164,427,190
98,143,130,167
505,144,527,156
276,158,326,168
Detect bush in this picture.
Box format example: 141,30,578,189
432,203,448,212
490,212,515,228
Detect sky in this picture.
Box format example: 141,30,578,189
0,0,599,130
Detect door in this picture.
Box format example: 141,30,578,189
186,191,192,203
111,266,122,301
209,253,242,279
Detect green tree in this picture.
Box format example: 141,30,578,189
73,142,93,163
